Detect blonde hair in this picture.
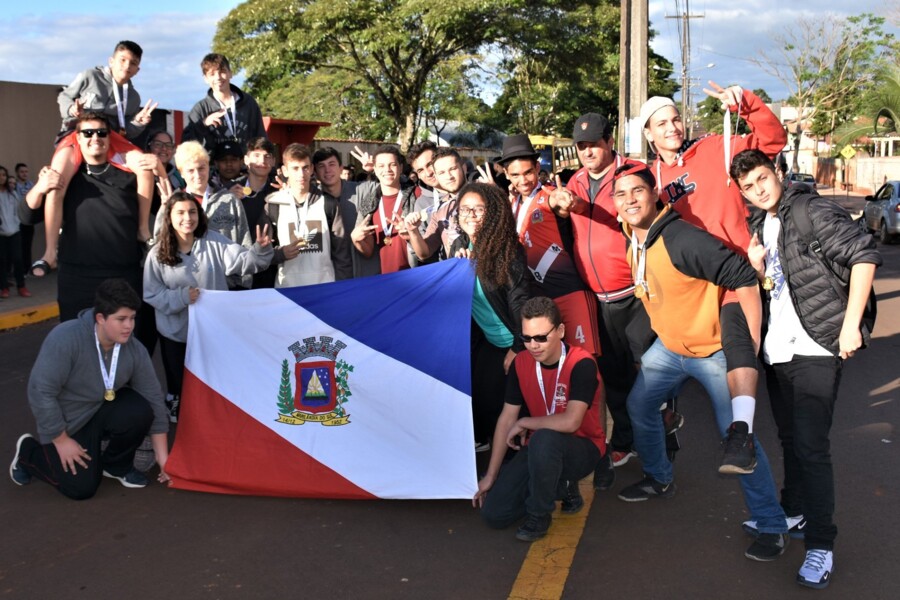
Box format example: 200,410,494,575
174,141,210,171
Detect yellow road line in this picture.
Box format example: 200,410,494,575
508,477,594,600
0,302,59,331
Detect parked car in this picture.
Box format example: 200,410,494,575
786,172,819,189
863,180,900,244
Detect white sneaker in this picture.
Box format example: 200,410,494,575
797,549,833,589
742,514,806,538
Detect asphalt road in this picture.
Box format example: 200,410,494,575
1,232,897,600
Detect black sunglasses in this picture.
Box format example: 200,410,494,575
519,327,558,344
79,128,109,138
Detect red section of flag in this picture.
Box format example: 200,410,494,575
166,370,376,499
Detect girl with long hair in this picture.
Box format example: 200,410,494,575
450,182,533,451
143,192,273,422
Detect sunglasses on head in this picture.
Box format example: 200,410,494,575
519,327,557,343
79,128,109,138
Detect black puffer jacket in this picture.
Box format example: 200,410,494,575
762,185,881,352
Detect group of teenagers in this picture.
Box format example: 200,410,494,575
8,40,881,591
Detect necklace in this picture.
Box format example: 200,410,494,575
86,163,111,177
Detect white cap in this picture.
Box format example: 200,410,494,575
639,97,678,128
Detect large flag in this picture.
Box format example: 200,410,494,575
165,259,478,499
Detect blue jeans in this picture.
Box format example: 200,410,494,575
627,340,787,534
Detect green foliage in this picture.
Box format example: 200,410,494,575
758,13,896,141
832,63,900,150
334,360,353,418
215,0,505,149
277,359,294,415
694,89,752,136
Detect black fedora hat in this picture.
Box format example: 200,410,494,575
499,134,540,166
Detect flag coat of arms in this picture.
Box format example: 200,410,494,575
165,259,478,499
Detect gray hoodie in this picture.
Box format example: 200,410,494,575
143,231,273,342
58,66,145,140
27,310,167,444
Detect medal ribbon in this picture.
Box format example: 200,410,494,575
218,97,237,138
378,190,404,240
631,231,648,296
536,342,567,415
109,73,129,131
292,192,311,239
94,327,121,397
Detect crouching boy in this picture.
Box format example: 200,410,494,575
473,296,611,542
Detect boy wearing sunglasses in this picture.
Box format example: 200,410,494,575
473,296,610,542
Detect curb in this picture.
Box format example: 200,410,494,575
0,302,59,331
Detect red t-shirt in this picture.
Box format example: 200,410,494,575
372,193,409,273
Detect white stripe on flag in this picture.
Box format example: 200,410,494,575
187,289,478,499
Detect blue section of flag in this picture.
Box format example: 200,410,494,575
277,259,475,395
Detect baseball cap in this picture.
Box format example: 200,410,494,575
572,113,610,144
213,140,243,161
639,97,678,128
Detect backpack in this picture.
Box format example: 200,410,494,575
791,194,877,343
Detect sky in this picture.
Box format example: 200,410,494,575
0,1,897,116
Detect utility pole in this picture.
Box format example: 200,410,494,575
618,0,648,159
666,1,703,139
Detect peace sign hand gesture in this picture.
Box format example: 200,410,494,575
702,81,742,111
133,100,158,126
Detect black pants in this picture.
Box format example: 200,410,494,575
20,223,34,270
18,388,154,500
159,335,187,397
470,329,508,445
482,430,601,527
596,295,652,452
57,264,155,351
0,232,25,290
763,356,842,550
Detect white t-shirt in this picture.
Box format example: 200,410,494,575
762,213,832,364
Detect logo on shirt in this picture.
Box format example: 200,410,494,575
662,174,696,204
554,384,568,412
531,209,544,223
275,336,353,426
765,245,787,300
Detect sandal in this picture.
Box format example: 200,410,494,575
30,259,53,278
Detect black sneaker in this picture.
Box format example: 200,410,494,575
663,408,685,435
719,421,757,475
165,394,180,424
745,532,788,561
742,515,806,539
516,513,552,542
103,468,149,488
9,433,34,486
593,451,615,491
560,480,584,514
617,474,676,502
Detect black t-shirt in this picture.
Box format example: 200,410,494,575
59,165,141,270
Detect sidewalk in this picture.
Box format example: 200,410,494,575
0,271,59,331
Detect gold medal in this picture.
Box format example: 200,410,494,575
384,235,393,246
634,284,646,299
104,389,115,401
762,276,774,291
242,186,252,196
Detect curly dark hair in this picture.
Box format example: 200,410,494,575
156,192,208,266
459,182,519,288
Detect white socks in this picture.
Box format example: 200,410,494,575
731,395,756,433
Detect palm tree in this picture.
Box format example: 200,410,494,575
833,64,900,147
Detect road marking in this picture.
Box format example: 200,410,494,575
508,477,594,600
0,302,59,331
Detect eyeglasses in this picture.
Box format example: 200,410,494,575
459,206,485,217
519,327,558,344
149,141,175,150
79,128,109,139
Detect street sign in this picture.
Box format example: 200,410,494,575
840,145,857,160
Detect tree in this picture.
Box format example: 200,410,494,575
214,0,505,151
693,87,771,136
753,13,896,170
277,359,294,415
833,63,900,148
487,4,678,136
